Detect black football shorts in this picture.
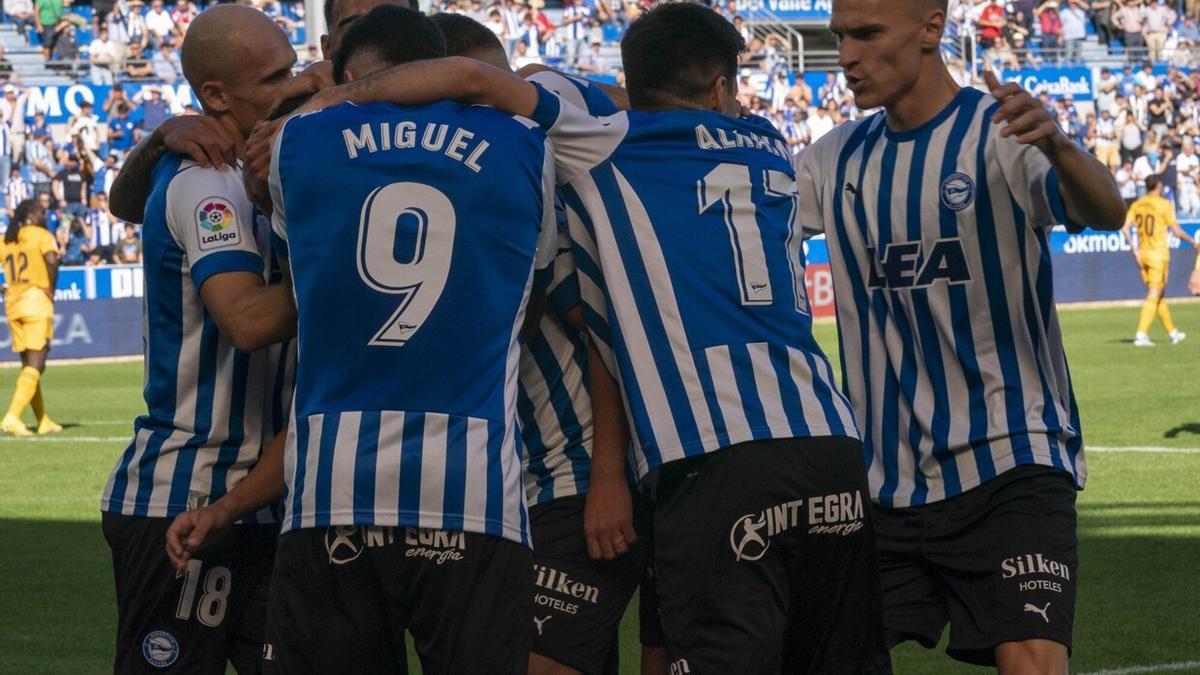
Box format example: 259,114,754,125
263,525,532,674
873,464,1079,666
650,436,891,674
101,512,276,674
528,494,644,674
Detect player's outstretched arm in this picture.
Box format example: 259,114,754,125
166,427,287,573
1168,220,1199,248
583,341,638,561
109,116,237,223
984,70,1126,231
200,272,296,353
301,56,540,120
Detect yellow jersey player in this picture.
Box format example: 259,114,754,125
0,199,62,435
1123,175,1198,346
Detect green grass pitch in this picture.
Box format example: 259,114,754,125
0,304,1198,673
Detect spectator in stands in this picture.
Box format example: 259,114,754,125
85,192,115,262
26,111,46,141
105,0,133,67
1096,107,1120,165
89,26,117,85
1176,138,1200,214
1061,0,1089,61
24,137,53,196
1136,60,1157,90
143,0,178,49
107,103,138,154
1092,0,1118,46
1117,159,1138,203
0,85,22,170
34,191,58,235
1117,0,1148,51
93,151,117,197
4,0,35,43
1097,67,1120,113
560,0,591,66
126,0,150,50
575,40,613,75
976,0,1007,55
33,0,64,61
1143,0,1175,60
1037,0,1064,53
123,42,153,79
52,151,87,220
510,39,539,69
150,38,180,82
92,0,114,34
484,7,506,41
135,86,169,130
5,167,29,212
1133,136,1160,193
59,215,87,264
1176,15,1200,46
171,0,198,35
118,222,140,263
1148,85,1172,137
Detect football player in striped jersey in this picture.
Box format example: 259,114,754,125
793,0,1126,671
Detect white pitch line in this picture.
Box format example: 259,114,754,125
0,436,128,442
1089,446,1200,455
1079,660,1200,675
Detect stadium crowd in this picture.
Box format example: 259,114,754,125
2,0,1200,269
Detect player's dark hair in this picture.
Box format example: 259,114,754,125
323,0,420,34
430,13,506,66
269,92,316,121
620,3,744,110
332,5,446,84
8,199,43,244
1145,174,1162,192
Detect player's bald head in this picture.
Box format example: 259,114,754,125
181,5,289,89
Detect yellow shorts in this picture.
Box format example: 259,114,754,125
1139,256,1169,287
8,312,52,353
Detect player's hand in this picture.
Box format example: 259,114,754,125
583,474,637,560
1189,268,1200,295
243,120,281,215
155,115,236,171
165,502,235,574
984,70,1068,155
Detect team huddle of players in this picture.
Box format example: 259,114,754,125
97,0,1134,673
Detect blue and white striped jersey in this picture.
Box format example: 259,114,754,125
269,101,557,545
528,87,859,480
794,86,1086,508
102,156,292,521
518,71,619,505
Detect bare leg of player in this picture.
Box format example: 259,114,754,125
641,646,668,675
528,652,582,675
995,638,1069,675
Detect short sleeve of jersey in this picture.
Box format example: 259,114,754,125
793,142,827,240
525,70,620,117
528,83,629,185
165,163,263,289
994,132,1079,232
34,228,58,257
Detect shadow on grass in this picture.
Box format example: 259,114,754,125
1164,423,1200,438
0,519,1196,675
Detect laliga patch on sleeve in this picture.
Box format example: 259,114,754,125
195,196,243,251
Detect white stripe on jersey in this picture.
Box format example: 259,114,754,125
795,87,1085,507
571,171,683,468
